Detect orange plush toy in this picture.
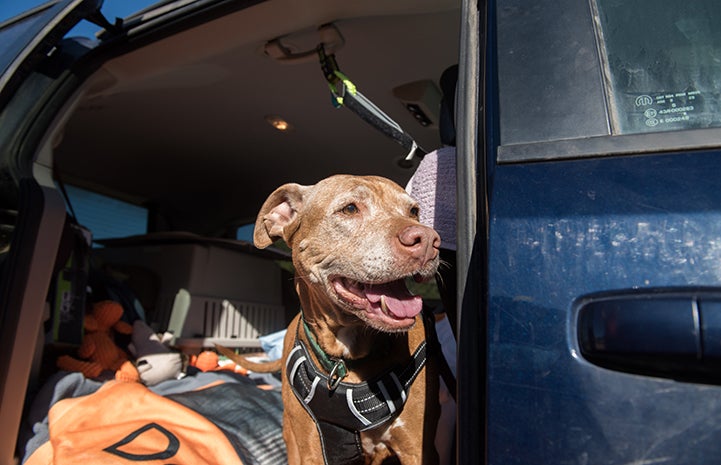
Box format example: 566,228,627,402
189,349,248,375
57,300,139,382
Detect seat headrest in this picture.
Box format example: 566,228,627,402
439,64,459,147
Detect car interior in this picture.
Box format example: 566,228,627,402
55,0,460,232
44,0,461,341
1,0,462,462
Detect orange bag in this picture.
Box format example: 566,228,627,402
26,381,245,465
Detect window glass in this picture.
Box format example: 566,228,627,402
495,0,609,147
0,3,54,73
595,0,721,134
236,224,254,242
64,185,147,242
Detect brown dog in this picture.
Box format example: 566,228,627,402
221,175,441,465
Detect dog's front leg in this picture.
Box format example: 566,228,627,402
282,384,325,465
283,416,301,465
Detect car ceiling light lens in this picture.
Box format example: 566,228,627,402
265,115,292,131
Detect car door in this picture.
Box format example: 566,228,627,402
0,1,274,461
464,0,721,463
0,2,107,461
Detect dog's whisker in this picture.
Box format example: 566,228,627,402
434,270,445,288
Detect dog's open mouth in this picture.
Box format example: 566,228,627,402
331,276,425,328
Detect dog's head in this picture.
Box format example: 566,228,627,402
254,174,441,332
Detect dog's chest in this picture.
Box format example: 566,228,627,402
360,415,405,454
286,336,427,464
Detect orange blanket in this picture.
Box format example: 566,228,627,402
26,380,245,464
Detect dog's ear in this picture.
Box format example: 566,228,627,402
254,183,308,248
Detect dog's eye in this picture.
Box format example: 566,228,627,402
342,203,360,215
410,206,420,218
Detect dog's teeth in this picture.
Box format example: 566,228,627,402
380,295,389,315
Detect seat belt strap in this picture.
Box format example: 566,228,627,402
317,45,425,162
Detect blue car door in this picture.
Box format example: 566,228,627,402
472,0,721,463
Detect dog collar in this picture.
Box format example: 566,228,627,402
287,324,427,465
301,318,351,390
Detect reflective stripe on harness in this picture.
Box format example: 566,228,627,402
286,335,427,465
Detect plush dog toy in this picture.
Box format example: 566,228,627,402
57,300,139,382
129,319,183,385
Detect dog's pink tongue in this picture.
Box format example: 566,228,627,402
365,280,423,319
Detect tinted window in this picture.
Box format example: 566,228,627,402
0,4,54,74
236,224,254,242
495,0,609,146
595,0,721,134
65,185,147,241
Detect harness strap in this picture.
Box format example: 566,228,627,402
316,421,365,465
287,339,427,431
287,328,427,465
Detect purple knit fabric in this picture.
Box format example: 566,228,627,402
406,146,456,251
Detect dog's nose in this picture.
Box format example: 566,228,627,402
398,225,441,263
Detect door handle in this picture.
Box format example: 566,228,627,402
577,290,721,384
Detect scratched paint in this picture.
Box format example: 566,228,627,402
486,151,721,464
499,214,721,299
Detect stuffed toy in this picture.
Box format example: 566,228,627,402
57,300,139,382
128,319,183,385
190,350,222,372
189,349,248,375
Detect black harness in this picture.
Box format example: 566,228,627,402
286,324,428,465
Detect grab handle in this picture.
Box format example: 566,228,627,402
577,290,721,384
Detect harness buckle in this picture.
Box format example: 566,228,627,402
327,358,347,391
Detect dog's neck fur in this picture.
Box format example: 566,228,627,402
295,277,377,361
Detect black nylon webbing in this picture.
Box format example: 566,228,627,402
343,91,423,157
286,337,427,464
317,45,425,160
